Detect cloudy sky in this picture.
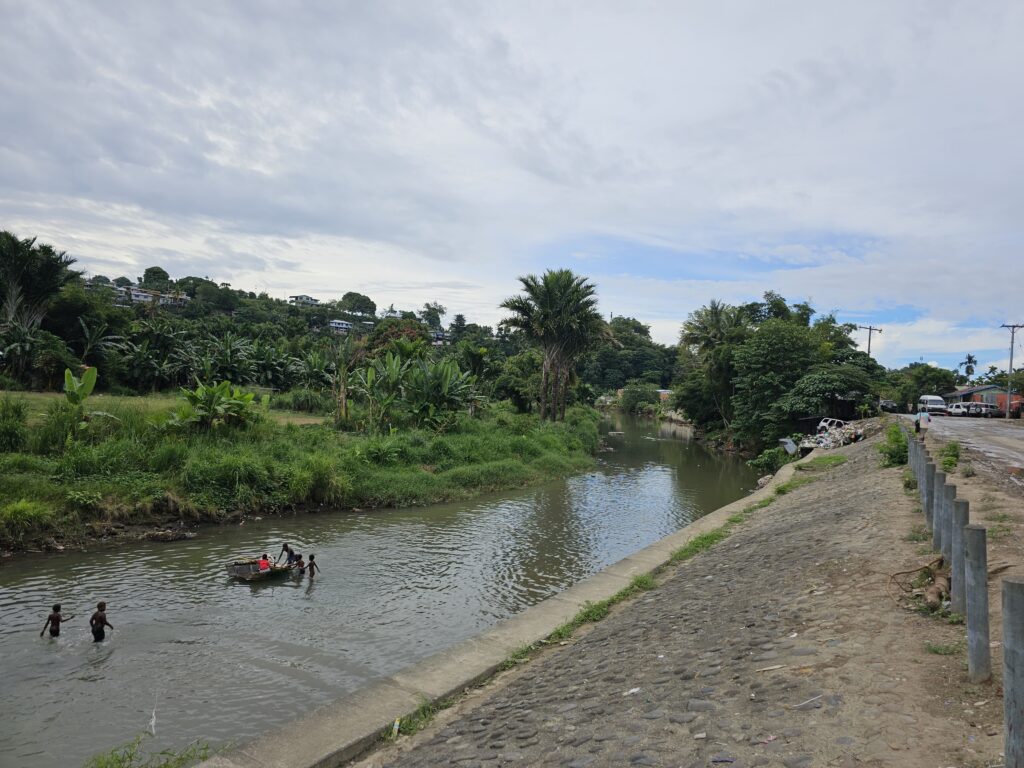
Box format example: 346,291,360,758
2,1,1022,370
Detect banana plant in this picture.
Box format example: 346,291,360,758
63,366,117,432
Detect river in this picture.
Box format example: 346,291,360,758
0,416,757,766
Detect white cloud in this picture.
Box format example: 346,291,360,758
2,1,1023,362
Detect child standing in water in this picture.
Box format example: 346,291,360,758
40,604,68,638
293,554,306,576
89,602,113,642
308,554,320,579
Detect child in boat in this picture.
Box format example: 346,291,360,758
293,554,306,575
258,554,271,571
308,554,320,579
40,604,68,638
89,602,113,642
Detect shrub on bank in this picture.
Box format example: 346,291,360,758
877,423,908,467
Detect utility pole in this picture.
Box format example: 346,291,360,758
1001,324,1023,420
858,325,882,356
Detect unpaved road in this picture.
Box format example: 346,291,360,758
356,438,1003,768
910,414,1024,490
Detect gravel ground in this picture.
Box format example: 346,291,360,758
355,436,1005,768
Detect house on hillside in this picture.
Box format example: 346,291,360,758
289,294,320,306
328,319,353,334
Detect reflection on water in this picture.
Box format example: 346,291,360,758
0,416,756,766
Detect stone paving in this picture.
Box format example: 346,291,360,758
361,438,997,768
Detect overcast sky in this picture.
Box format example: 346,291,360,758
2,1,1022,370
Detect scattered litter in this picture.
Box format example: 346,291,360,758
711,759,735,764
622,687,641,696
755,664,787,673
789,632,798,638
754,735,777,745
974,700,989,707
657,654,665,659
391,718,401,738
790,694,823,710
693,732,707,740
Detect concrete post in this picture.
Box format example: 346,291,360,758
965,525,991,684
941,484,956,563
1003,576,1024,765
950,499,969,616
924,462,936,531
931,470,946,550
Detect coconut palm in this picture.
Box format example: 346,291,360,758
500,269,606,421
959,353,978,378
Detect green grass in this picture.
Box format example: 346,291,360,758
796,455,848,471
83,735,211,768
902,468,918,491
903,524,930,543
773,476,818,495
670,528,731,563
0,395,601,551
548,573,658,641
924,641,961,656
385,696,458,739
939,441,961,473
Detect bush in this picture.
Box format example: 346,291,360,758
28,401,79,455
0,499,55,544
0,395,28,452
878,424,908,467
940,441,961,473
271,388,335,414
748,447,793,474
619,382,659,414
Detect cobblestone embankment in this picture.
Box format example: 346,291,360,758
360,437,1000,768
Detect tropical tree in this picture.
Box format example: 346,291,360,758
500,269,606,421
960,353,978,378
332,334,365,422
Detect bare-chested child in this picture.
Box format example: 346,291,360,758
89,602,113,642
307,554,320,579
40,604,69,638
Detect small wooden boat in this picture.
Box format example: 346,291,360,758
226,559,292,581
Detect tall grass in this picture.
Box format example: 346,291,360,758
0,400,600,550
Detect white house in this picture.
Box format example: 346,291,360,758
329,319,353,334
289,294,320,306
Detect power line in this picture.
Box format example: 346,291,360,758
858,325,882,356
1001,323,1024,421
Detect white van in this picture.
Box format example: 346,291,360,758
918,395,948,415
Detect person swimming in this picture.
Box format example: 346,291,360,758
89,602,113,643
40,604,68,638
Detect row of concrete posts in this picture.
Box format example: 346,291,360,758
907,433,1023,766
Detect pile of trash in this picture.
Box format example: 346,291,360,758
799,422,866,452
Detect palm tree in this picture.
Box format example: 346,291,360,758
959,353,978,378
500,269,606,421
679,299,747,425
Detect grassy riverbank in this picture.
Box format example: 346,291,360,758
0,393,600,552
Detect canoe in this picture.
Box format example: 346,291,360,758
226,559,292,581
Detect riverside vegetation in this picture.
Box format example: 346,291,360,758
0,371,599,551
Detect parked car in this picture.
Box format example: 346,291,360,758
879,399,900,413
817,418,847,432
947,402,971,417
968,402,1003,418
917,395,948,415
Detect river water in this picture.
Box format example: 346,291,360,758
0,416,757,766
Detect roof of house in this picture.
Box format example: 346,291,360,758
943,384,1002,397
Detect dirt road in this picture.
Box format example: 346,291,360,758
914,414,1024,480
356,437,1005,768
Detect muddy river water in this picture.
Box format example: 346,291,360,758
0,416,757,766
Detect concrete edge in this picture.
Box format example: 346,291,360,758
199,452,812,768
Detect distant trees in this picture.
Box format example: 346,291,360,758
338,291,376,316
674,292,883,449
139,267,172,291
